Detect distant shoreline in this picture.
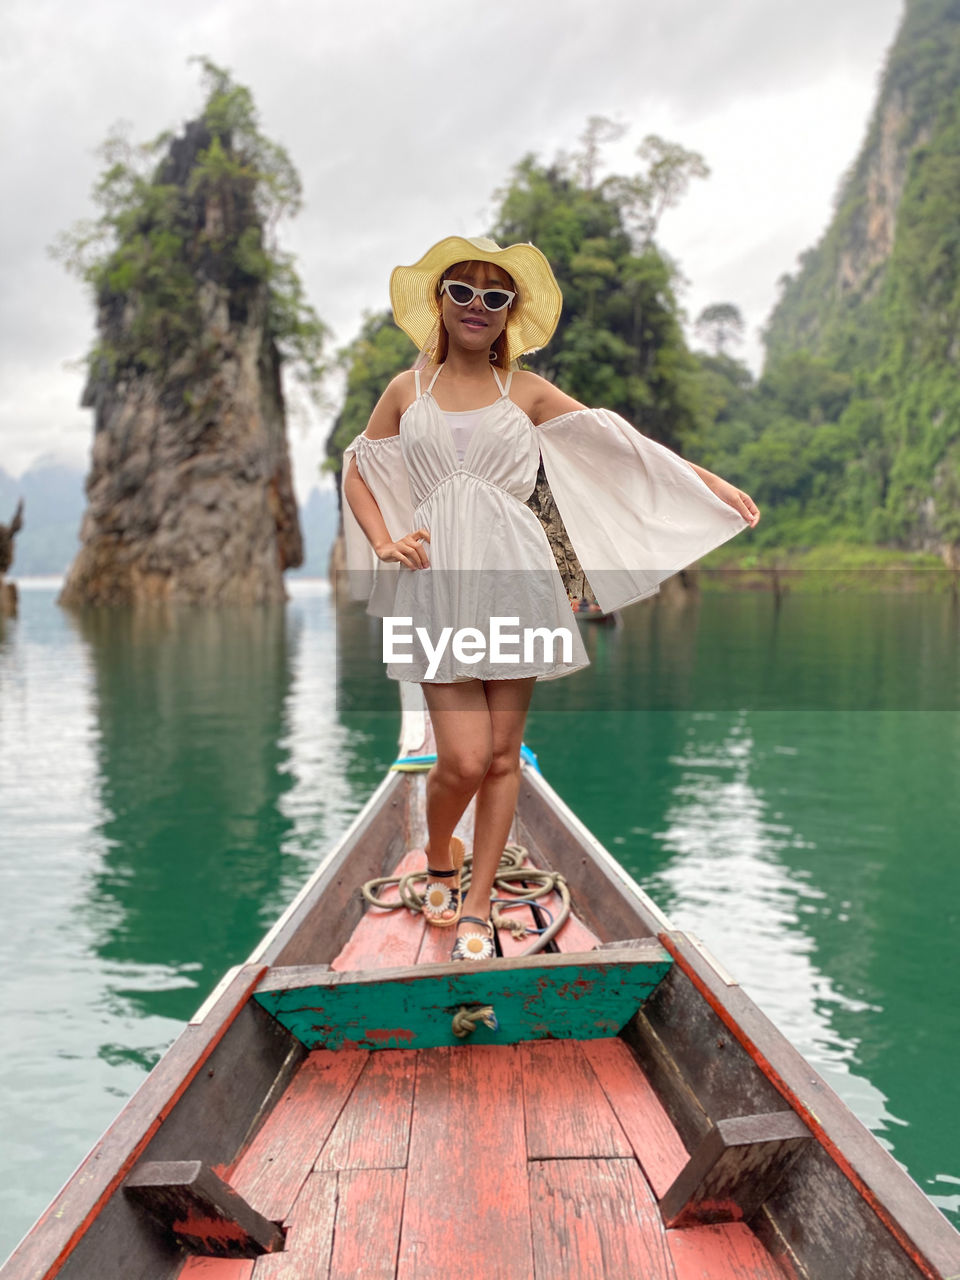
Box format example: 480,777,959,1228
700,543,959,593
12,559,959,599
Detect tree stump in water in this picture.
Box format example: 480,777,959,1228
0,499,23,618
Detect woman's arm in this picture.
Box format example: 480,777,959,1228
519,371,760,527
343,456,431,569
513,372,586,425
343,375,431,569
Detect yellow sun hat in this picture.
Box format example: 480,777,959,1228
389,235,563,366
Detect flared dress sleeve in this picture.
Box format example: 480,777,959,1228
342,433,417,617
536,408,749,615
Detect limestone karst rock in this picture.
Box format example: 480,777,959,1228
59,115,304,607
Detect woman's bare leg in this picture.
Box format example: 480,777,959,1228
420,680,492,921
459,678,537,927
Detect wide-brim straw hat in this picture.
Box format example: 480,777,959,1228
389,235,563,365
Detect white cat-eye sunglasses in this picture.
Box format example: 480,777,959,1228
439,279,517,312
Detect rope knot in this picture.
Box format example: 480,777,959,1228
451,1005,499,1038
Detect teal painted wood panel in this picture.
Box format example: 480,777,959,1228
253,946,672,1050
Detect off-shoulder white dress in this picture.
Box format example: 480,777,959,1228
343,364,748,683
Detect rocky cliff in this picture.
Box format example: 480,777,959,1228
758,0,960,557
60,113,303,607
763,0,954,359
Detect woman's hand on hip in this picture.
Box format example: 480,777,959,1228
375,528,431,569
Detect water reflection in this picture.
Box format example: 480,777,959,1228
531,591,960,711
646,714,901,1144
271,581,398,919
67,603,299,1025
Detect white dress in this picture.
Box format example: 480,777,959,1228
342,364,749,684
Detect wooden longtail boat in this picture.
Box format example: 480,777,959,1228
4,691,959,1280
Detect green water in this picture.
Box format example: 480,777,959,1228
0,581,957,1258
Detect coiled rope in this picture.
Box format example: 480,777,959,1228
361,842,570,957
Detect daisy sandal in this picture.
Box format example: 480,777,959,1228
451,916,497,962
421,836,465,928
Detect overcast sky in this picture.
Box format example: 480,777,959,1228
1,0,903,501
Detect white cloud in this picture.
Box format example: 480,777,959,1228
0,0,904,499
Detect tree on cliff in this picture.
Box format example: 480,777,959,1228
50,57,325,605
695,303,745,357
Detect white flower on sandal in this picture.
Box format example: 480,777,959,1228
453,927,495,961
424,883,454,917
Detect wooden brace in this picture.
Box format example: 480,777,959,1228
660,1112,811,1229
124,1159,285,1258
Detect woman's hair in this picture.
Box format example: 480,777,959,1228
430,259,517,369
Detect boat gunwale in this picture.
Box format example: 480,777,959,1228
657,930,960,1280
0,964,269,1280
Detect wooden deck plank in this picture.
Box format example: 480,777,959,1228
529,1158,673,1280
333,845,598,972
230,1050,366,1222
180,1261,256,1279
415,918,455,965
582,1036,689,1197
398,1045,532,1278
332,848,426,973
329,1169,406,1280
252,1171,337,1279
522,1040,633,1159
667,1222,786,1280
316,1049,416,1171
552,906,602,953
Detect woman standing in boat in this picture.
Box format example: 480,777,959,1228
342,236,759,961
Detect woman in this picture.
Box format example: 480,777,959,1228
342,235,759,961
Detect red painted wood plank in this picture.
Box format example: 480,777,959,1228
553,906,601,953
582,1036,689,1197
415,919,456,965
522,1040,633,1160
2,964,267,1280
230,1050,366,1221
667,1222,785,1280
332,848,426,972
179,1261,255,1279
328,1169,406,1280
398,1045,533,1278
529,1158,673,1280
316,1049,415,1170
252,1171,337,1279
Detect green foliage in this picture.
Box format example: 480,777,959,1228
726,0,960,556
324,314,417,473
49,55,326,392
492,123,711,447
